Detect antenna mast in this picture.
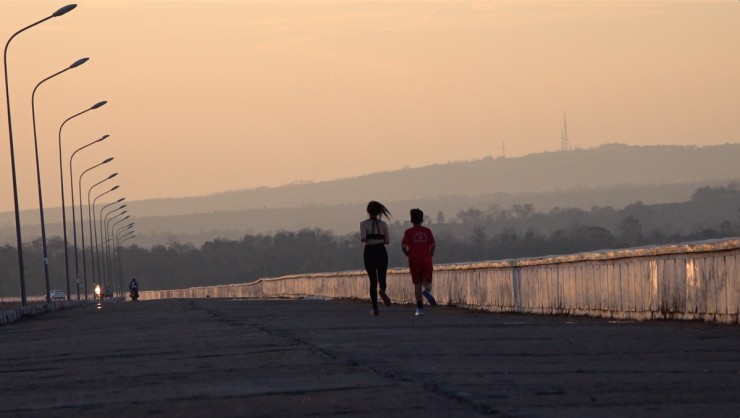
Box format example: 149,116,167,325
560,112,570,151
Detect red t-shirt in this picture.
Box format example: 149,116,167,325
402,225,435,264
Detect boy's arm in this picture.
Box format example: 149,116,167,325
428,228,436,257
401,231,409,256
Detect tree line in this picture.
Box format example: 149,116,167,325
2,185,739,295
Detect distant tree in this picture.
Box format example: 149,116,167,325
457,208,483,223
512,203,534,219
619,216,643,245
436,211,445,224
719,221,734,236
471,227,488,258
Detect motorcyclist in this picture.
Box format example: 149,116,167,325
129,277,139,300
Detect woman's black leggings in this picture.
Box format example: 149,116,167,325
364,244,388,309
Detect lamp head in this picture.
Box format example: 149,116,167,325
102,157,113,164
116,198,125,203
91,101,107,110
70,57,89,69
53,4,77,17
108,172,118,179
110,185,120,191
98,135,110,142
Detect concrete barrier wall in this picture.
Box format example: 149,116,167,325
140,238,740,324
0,299,98,326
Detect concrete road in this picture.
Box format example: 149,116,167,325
1,298,738,417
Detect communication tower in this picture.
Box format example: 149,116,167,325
560,112,570,151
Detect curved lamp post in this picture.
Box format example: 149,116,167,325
58,100,107,297
78,162,113,298
93,187,119,290
103,205,126,283
99,200,125,288
89,181,117,288
70,135,109,299
104,208,127,286
118,231,135,292
32,57,89,302
115,222,134,294
4,3,78,306
113,220,133,296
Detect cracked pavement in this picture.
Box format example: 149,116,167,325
1,298,738,417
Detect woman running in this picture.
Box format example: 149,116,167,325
360,201,392,315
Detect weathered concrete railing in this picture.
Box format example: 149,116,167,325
140,238,740,324
0,299,96,326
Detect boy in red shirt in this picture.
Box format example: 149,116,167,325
402,208,437,316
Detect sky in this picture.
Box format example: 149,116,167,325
0,0,738,213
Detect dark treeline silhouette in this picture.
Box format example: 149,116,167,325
2,185,739,295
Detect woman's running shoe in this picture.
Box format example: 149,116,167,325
379,290,391,307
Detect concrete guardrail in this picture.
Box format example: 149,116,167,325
0,299,99,326
140,238,740,324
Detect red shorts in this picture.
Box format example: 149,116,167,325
409,260,433,285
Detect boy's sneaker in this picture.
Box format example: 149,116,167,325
371,308,379,316
379,290,391,307
422,289,437,306
415,307,424,316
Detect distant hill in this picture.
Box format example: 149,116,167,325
127,143,740,215
2,143,740,246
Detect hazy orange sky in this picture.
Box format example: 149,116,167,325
1,1,738,213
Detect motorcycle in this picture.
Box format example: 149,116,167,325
130,287,139,301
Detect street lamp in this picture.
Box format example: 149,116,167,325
58,100,107,300
104,208,127,288
103,205,126,283
70,135,109,299
113,220,133,295
78,160,113,298
32,57,89,302
93,187,119,289
118,235,135,297
89,181,117,287
118,230,135,286
99,200,124,289
4,3,78,306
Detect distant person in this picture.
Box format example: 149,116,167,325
129,277,140,301
360,201,392,316
402,208,437,316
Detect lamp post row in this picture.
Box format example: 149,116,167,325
79,158,113,299
31,57,89,303
4,4,78,306
71,136,110,299
3,4,135,304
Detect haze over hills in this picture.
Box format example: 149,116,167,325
2,143,739,247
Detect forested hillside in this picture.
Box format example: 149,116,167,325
2,143,740,248
2,185,738,295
